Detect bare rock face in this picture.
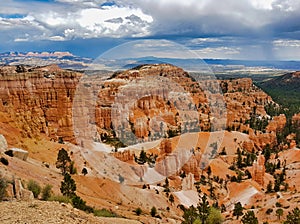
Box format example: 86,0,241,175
182,173,195,191
9,148,28,161
181,155,201,180
14,179,34,201
252,154,265,185
292,113,300,127
113,150,135,162
0,134,8,152
249,129,277,149
160,139,173,154
266,114,286,133
222,78,273,131
0,65,81,143
243,140,255,152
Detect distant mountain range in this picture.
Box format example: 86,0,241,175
0,51,93,70
1,52,300,72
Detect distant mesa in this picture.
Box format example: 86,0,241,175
25,51,74,58
3,51,74,58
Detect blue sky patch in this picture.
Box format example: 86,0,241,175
0,14,26,19
14,0,55,2
101,1,116,7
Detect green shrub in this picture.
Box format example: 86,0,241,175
150,206,157,217
93,208,117,217
72,195,93,213
266,208,273,215
0,157,9,165
27,180,41,198
48,195,71,203
81,168,88,176
134,207,142,216
41,184,52,201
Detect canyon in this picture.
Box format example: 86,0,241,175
0,64,299,223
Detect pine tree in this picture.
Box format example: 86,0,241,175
237,148,243,168
197,194,210,223
81,168,88,176
264,145,271,163
276,208,283,220
241,210,258,224
233,202,244,220
274,178,281,192
207,166,212,177
56,148,71,175
182,205,198,224
169,194,174,204
284,207,300,224
150,206,157,217
60,173,76,198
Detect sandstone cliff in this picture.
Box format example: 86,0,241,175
0,65,81,144
0,64,276,149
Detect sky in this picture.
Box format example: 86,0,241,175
0,0,300,60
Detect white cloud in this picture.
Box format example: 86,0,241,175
273,39,300,48
49,36,66,41
0,1,153,41
192,47,241,59
77,7,152,36
250,0,275,10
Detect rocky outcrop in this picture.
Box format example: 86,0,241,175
249,129,277,149
182,173,195,191
243,140,255,152
4,179,34,201
222,78,273,131
0,134,8,152
292,113,300,128
14,179,34,201
9,148,28,161
181,155,201,180
0,65,81,143
160,139,173,154
252,154,265,185
266,114,286,133
113,150,135,162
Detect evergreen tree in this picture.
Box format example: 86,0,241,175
276,208,283,220
241,211,258,224
169,194,175,204
274,178,281,192
237,148,243,168
207,166,212,177
264,145,271,162
284,207,300,224
81,168,88,176
233,202,244,220
182,205,198,224
197,194,210,224
60,173,76,197
56,148,71,175
150,206,157,217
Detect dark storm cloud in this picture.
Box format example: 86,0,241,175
0,0,300,59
